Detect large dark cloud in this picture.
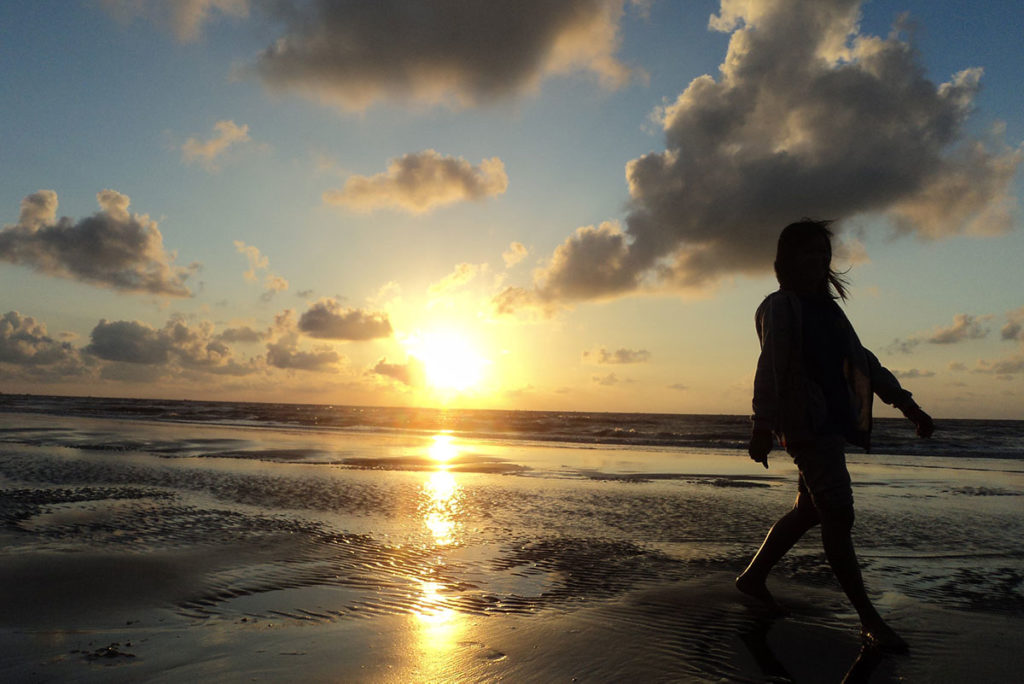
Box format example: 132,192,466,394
496,0,1021,312
0,190,193,296
298,299,393,341
248,0,636,110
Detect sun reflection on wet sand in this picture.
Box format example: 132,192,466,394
421,433,463,547
428,432,458,463
423,470,460,546
411,434,469,676
411,579,466,678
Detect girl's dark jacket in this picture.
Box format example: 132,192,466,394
751,290,918,452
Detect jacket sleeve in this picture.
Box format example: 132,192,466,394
864,347,917,411
751,295,789,432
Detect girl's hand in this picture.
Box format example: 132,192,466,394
748,429,773,468
902,405,935,438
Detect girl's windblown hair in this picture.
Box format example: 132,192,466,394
774,218,850,301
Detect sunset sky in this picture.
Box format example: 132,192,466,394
2,0,1022,418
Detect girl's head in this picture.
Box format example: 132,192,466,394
774,219,849,300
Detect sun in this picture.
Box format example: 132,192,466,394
407,329,490,393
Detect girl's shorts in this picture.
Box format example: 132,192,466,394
788,434,854,513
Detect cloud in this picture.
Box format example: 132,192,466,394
886,312,991,353
428,263,483,296
262,275,289,302
926,313,990,344
667,383,688,391
265,337,340,371
100,0,249,42
582,346,651,364
973,356,1024,376
371,357,425,387
235,240,268,281
368,281,402,309
297,299,393,341
324,150,508,214
182,120,250,170
263,309,341,371
0,190,193,296
948,361,967,372
1001,306,1024,341
503,242,528,267
891,368,935,379
0,311,84,377
234,240,289,301
218,325,265,343
883,338,920,355
87,320,171,364
99,360,166,383
592,372,621,386
247,0,637,111
495,221,635,312
86,315,256,375
495,0,1022,312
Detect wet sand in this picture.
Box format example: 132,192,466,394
1,412,1022,682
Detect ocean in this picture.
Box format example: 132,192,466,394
2,393,1021,460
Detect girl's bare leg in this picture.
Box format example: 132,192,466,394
818,508,908,652
736,492,819,611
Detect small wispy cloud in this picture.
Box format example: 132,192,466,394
885,313,992,354
891,368,936,379
233,240,289,301
428,263,484,296
371,357,425,387
582,346,651,364
100,0,249,43
182,120,251,170
502,242,528,268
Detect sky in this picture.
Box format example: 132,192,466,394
1,0,1022,418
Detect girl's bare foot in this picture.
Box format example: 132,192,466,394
735,573,789,615
860,622,909,653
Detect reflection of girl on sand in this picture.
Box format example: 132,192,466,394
738,219,935,652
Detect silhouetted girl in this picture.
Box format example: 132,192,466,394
739,219,934,652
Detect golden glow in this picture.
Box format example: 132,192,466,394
428,433,458,463
414,580,464,672
406,329,489,392
409,439,468,677
421,468,461,546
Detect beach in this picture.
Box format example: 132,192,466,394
1,407,1022,682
